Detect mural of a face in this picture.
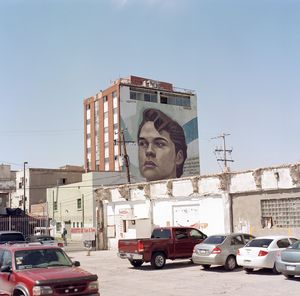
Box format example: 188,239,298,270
138,121,184,181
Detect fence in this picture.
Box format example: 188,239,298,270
0,216,49,238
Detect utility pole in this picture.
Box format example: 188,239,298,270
23,161,28,213
212,133,234,172
115,129,134,184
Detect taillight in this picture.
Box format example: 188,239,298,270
137,241,144,252
237,249,240,256
258,250,268,256
58,242,64,247
193,246,197,253
211,247,221,254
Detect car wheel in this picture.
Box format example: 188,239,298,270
129,259,144,267
151,252,166,269
244,268,254,273
224,255,237,271
284,273,295,279
272,264,280,275
201,264,211,269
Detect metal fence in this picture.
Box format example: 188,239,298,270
0,216,49,238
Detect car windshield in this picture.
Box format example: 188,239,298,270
245,238,273,248
203,235,226,244
15,248,72,270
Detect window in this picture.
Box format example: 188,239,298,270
189,229,205,239
104,112,108,120
53,201,57,211
160,96,168,104
203,236,226,244
175,229,188,240
246,239,273,248
243,234,255,244
86,104,90,110
77,198,82,210
231,235,243,245
261,197,300,228
112,91,117,99
277,239,291,248
103,96,108,102
151,229,171,239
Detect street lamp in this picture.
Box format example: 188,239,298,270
23,161,28,213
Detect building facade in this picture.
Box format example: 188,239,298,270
94,163,300,250
0,164,16,212
83,75,200,182
11,166,84,215
46,171,128,241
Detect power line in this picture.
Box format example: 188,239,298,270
212,133,234,172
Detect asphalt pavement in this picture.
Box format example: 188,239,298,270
65,249,300,296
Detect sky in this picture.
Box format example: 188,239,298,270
0,0,299,175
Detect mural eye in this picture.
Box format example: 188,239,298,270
138,140,147,147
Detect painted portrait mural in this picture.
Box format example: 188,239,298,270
120,86,200,182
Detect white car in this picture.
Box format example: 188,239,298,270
236,235,298,274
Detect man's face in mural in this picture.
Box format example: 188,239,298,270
138,121,184,181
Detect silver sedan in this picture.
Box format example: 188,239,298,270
276,240,300,279
192,233,255,271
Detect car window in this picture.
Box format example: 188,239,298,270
175,229,188,240
290,241,300,249
203,236,226,244
189,229,204,239
2,251,12,268
243,234,255,244
246,239,273,248
151,229,171,239
15,249,72,270
277,239,290,248
0,233,25,242
231,235,243,245
0,249,4,267
290,238,298,244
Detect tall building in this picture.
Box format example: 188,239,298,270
83,75,200,182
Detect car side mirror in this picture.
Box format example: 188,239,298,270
0,265,12,273
73,261,80,267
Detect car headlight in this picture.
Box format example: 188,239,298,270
33,286,53,296
87,281,99,291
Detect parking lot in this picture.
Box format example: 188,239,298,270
67,250,300,296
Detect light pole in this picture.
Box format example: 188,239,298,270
23,161,28,213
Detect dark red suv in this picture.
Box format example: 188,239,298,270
0,243,99,296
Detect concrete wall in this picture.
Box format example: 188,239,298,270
96,163,300,250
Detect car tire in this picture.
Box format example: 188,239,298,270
129,259,144,267
201,264,211,269
284,274,295,279
272,264,280,275
244,268,254,273
224,255,237,271
151,252,166,269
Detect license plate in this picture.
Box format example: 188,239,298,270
244,260,251,263
200,250,206,254
286,265,296,271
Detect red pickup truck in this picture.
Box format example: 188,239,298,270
118,227,207,269
0,243,99,296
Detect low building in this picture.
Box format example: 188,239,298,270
94,163,300,250
46,171,128,240
11,165,85,215
0,164,16,212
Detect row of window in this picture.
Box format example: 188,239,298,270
130,90,191,107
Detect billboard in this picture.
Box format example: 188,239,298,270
120,85,200,182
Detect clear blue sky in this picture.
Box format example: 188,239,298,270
0,0,299,175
